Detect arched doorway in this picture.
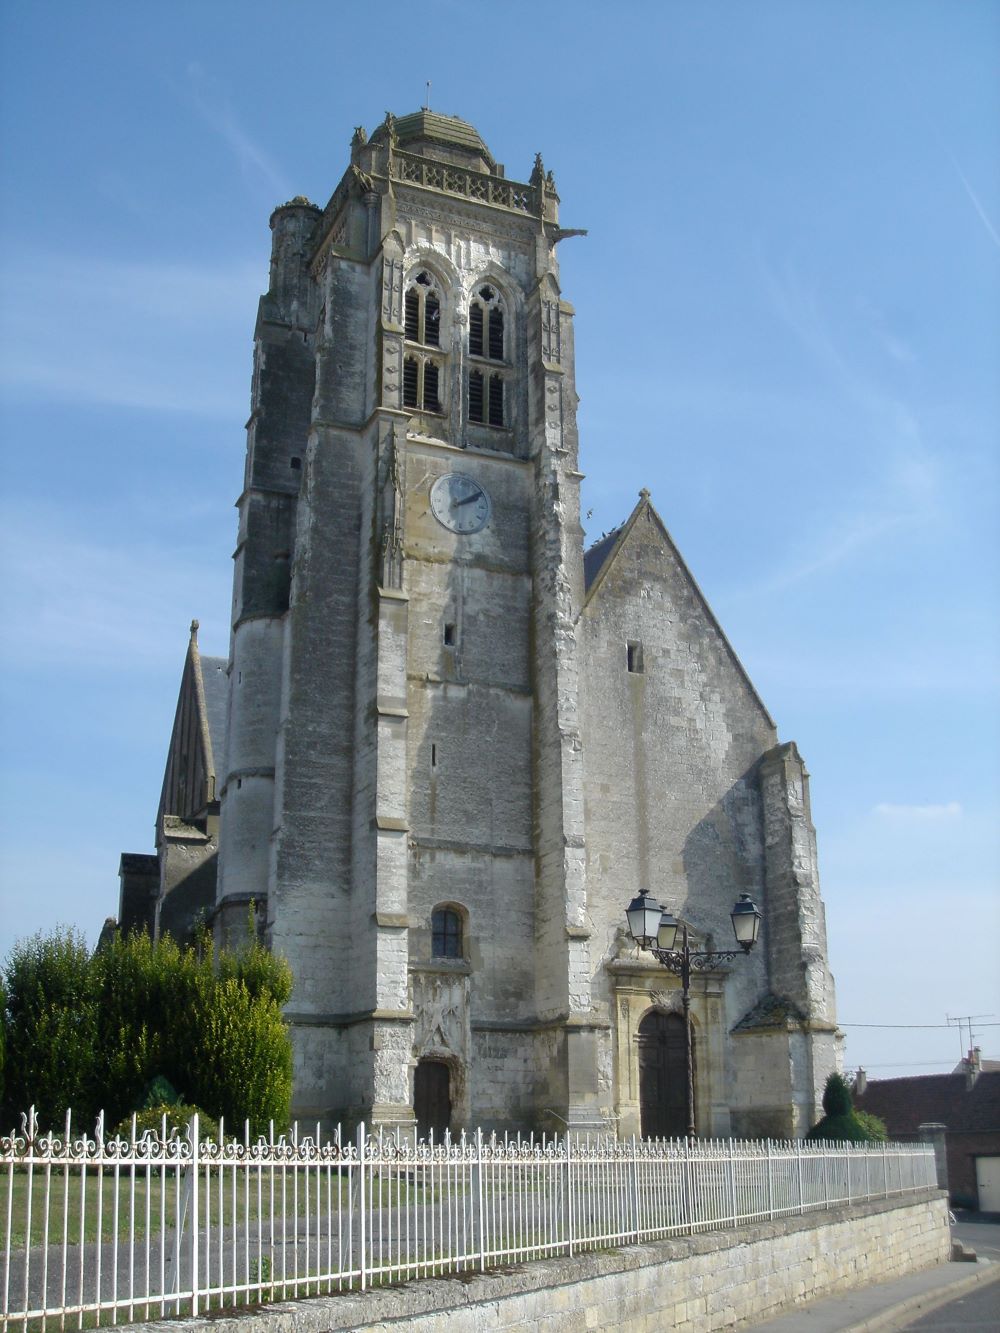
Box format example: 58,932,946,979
414,1059,451,1139
638,1010,692,1139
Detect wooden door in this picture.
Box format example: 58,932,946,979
414,1059,451,1140
638,1011,692,1139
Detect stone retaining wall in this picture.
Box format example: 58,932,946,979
140,1190,950,1332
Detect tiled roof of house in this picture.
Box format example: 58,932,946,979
856,1070,1000,1136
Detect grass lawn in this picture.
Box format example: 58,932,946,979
4,1164,436,1248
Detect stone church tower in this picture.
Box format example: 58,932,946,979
120,111,840,1138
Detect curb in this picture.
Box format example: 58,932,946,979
842,1261,1000,1332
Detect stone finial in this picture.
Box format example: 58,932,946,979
530,153,545,188
190,619,200,641
352,125,367,147
639,487,651,502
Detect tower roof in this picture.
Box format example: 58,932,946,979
392,110,498,172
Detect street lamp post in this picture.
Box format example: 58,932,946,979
624,890,762,1140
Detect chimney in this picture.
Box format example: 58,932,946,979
965,1047,982,1090
855,1068,867,1097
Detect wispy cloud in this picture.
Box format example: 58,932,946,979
941,142,1000,251
873,801,963,821
180,63,292,201
743,257,941,592
0,504,231,670
0,249,259,416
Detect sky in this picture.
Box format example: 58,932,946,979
0,0,997,1084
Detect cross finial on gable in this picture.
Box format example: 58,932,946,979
190,619,200,641
639,487,651,502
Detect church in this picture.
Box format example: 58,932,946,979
119,111,840,1140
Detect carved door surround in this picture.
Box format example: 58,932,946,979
410,967,471,1130
607,960,728,1139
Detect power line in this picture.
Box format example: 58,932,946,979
859,1060,969,1069
840,1021,1000,1030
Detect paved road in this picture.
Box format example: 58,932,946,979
900,1279,1000,1329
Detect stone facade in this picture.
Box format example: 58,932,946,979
122,111,840,1136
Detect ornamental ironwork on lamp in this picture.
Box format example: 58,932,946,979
624,891,762,1140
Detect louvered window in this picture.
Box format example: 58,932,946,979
468,286,505,364
468,370,484,423
405,271,443,348
488,308,504,360
488,375,504,427
402,269,445,414
424,362,441,413
469,304,484,357
467,285,510,432
403,358,419,409
425,295,440,347
404,289,420,342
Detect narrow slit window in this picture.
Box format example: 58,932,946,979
404,288,420,342
443,623,456,647
425,295,441,347
403,357,419,408
469,370,484,423
488,307,504,360
424,362,441,412
290,456,301,470
627,641,644,674
469,304,484,358
431,743,437,768
488,375,504,427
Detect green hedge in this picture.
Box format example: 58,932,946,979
2,923,293,1136
806,1071,880,1143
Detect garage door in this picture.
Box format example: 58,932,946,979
975,1156,1000,1211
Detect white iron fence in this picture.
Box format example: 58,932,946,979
3,1107,937,1329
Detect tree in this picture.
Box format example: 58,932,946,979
2,928,100,1128
2,920,293,1136
806,1071,880,1143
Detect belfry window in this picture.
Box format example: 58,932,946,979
403,269,445,414
468,285,504,361
404,355,442,413
432,907,463,959
405,271,442,347
468,371,505,426
467,284,510,430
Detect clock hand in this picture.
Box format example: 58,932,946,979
452,491,481,507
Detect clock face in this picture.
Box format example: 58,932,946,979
429,473,492,535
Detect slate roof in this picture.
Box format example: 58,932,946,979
199,655,228,775
583,527,623,591
394,111,497,169
856,1070,1000,1136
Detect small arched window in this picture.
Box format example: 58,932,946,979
404,269,445,414
431,907,463,959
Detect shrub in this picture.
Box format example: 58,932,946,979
806,1071,879,1143
2,920,293,1135
112,1103,220,1145
191,976,293,1137
2,928,100,1126
855,1109,888,1141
